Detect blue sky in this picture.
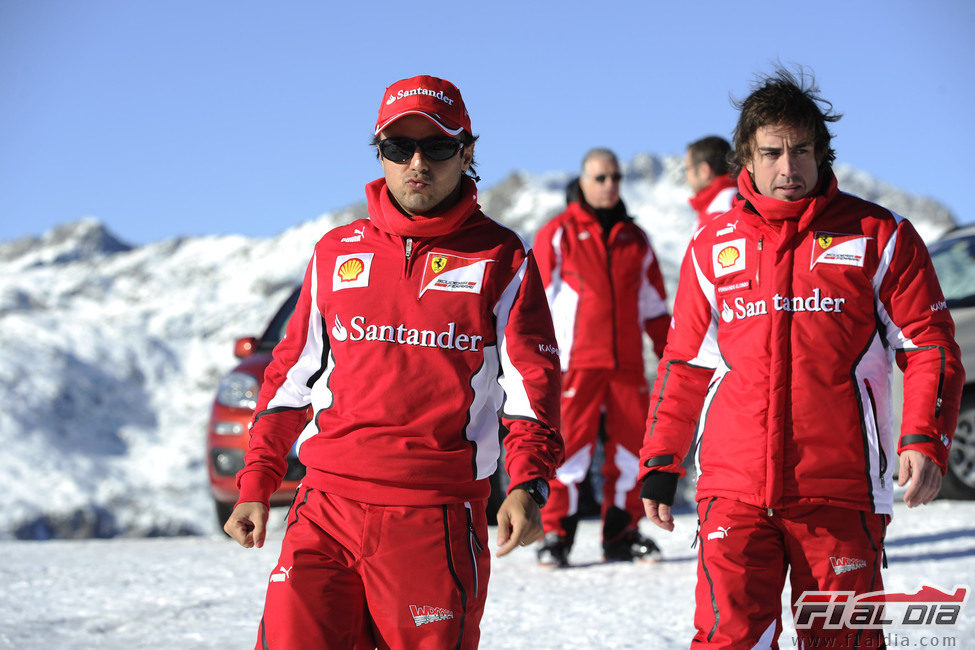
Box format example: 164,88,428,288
2,1,973,245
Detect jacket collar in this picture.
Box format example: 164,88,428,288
365,176,480,238
737,167,839,243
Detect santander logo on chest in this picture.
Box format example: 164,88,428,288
418,252,493,299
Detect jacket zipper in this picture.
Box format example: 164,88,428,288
755,237,763,287
403,236,416,278
465,507,482,598
864,380,887,487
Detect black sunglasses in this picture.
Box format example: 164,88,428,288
593,172,623,184
378,137,464,163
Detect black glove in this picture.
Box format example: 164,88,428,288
640,471,679,506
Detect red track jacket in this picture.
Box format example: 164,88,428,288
237,178,564,508
533,200,670,374
689,174,737,228
640,170,964,515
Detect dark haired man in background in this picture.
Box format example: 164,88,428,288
685,135,736,228
640,69,963,648
224,75,564,649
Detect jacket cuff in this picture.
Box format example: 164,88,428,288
235,469,277,509
898,433,949,474
640,471,679,506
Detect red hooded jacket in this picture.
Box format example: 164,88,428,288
533,200,670,374
237,177,564,508
689,174,737,228
641,170,963,514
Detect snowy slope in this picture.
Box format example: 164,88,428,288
0,155,957,540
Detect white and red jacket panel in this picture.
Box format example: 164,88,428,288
533,201,670,374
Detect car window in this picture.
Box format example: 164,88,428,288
929,235,975,308
258,286,301,351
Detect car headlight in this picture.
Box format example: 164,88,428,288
216,371,260,409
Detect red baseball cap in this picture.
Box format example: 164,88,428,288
374,75,471,137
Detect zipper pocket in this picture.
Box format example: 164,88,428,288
467,511,484,553
864,380,887,487
465,505,482,598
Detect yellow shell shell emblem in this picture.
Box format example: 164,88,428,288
338,257,365,281
431,256,448,273
717,246,740,269
818,234,833,249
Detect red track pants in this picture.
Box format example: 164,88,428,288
692,498,888,649
256,487,490,649
541,368,650,538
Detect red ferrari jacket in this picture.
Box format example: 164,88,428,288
533,200,670,374
640,170,963,515
237,177,564,508
689,174,737,228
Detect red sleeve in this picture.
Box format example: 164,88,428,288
644,314,670,359
639,244,714,481
235,252,320,507
640,234,670,357
495,250,565,488
880,220,965,472
531,219,559,291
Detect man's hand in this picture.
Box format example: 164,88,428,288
643,498,675,531
494,489,543,557
899,450,943,507
224,501,269,548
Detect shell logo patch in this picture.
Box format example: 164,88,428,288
717,246,740,268
712,238,746,278
419,252,492,298
810,232,870,269
338,258,365,281
333,253,374,291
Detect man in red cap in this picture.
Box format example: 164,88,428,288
224,75,564,649
685,135,737,228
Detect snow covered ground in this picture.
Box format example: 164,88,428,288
2,499,974,649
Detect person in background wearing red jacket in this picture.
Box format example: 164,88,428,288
640,68,964,648
533,148,670,567
224,75,564,649
685,135,737,228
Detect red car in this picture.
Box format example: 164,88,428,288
206,286,307,526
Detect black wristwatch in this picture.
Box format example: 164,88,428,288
511,478,550,508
